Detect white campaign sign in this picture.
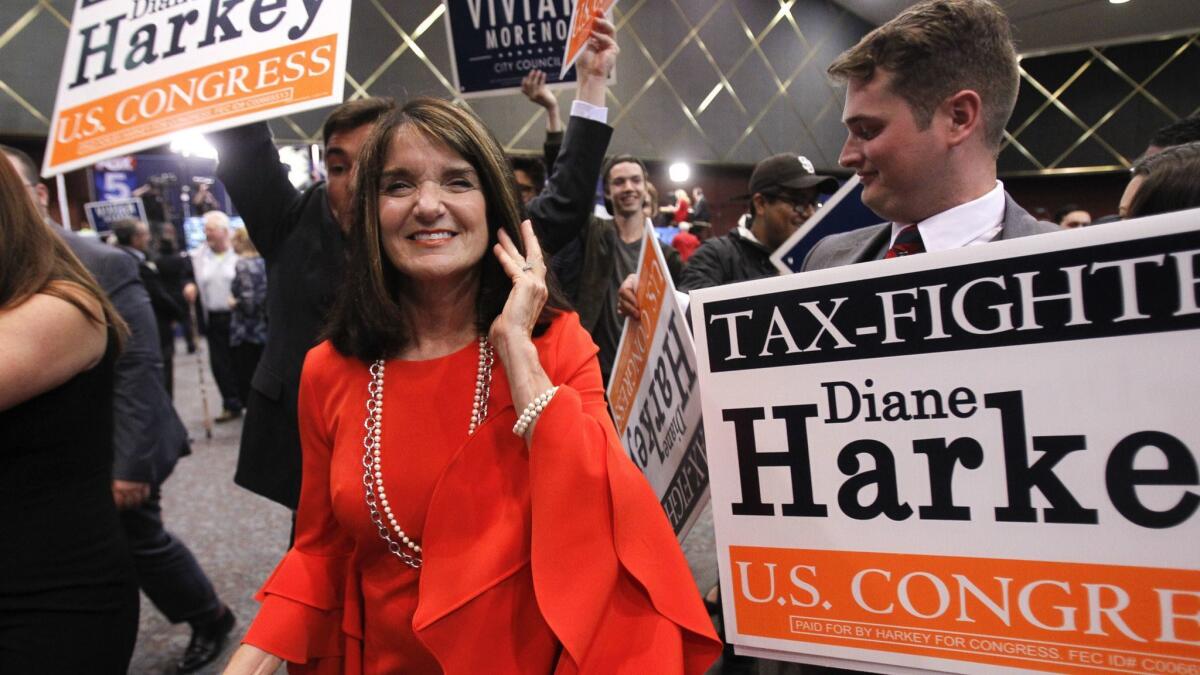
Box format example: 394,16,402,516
45,0,352,175
690,209,1200,675
608,223,709,539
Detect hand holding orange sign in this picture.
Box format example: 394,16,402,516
560,0,618,78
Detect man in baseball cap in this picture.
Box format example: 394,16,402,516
677,154,837,291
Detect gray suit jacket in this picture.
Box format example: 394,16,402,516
59,229,188,485
801,192,1058,272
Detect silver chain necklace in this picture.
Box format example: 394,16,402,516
361,336,494,569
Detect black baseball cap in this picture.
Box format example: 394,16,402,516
747,154,838,196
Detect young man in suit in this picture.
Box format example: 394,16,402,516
802,0,1057,273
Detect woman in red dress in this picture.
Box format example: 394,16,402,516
222,94,720,674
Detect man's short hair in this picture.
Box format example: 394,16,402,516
111,218,143,246
321,97,396,147
203,210,230,229
827,0,1019,151
602,154,647,188
0,144,39,186
1053,203,1083,225
1148,117,1200,152
1128,141,1200,218
510,156,546,192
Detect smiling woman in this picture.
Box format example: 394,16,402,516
221,97,721,675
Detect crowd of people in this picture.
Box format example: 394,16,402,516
2,1,1199,674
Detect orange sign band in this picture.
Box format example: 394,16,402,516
730,546,1200,673
50,33,338,169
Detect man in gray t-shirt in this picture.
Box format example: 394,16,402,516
552,155,682,384
592,232,644,381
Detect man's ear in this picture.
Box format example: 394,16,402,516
34,183,50,209
942,89,983,147
751,193,767,213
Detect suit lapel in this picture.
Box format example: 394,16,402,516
998,191,1061,241
853,223,893,263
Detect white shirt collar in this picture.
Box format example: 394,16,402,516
737,224,761,245
890,181,1006,252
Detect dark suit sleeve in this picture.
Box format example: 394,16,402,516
143,264,186,322
210,122,305,260
664,244,683,286
543,129,563,176
105,254,165,483
526,116,613,256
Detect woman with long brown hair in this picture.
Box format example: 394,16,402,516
223,95,720,674
0,154,139,672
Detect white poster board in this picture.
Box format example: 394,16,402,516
608,223,709,539
44,0,352,175
690,209,1200,674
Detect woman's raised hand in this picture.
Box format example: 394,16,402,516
490,220,548,348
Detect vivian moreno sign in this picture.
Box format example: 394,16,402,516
690,208,1200,674
443,0,580,97
44,0,352,175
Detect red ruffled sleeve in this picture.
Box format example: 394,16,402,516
242,345,360,674
529,314,722,673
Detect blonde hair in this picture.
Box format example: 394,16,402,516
231,227,258,257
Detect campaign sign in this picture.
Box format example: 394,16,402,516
44,0,352,175
444,0,580,98
690,209,1200,674
770,175,886,274
83,196,147,231
560,0,616,78
608,223,709,539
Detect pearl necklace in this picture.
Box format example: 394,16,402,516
361,336,494,569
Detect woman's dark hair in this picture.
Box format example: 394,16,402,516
0,149,126,345
324,97,568,362
1128,141,1200,219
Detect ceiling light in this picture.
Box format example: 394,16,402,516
669,162,691,183
1109,0,1131,4
169,131,217,159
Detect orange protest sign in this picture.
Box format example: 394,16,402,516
560,0,617,78
609,231,668,435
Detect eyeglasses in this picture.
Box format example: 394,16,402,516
766,192,819,212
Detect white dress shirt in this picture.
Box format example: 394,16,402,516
191,245,238,314
890,180,1006,252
